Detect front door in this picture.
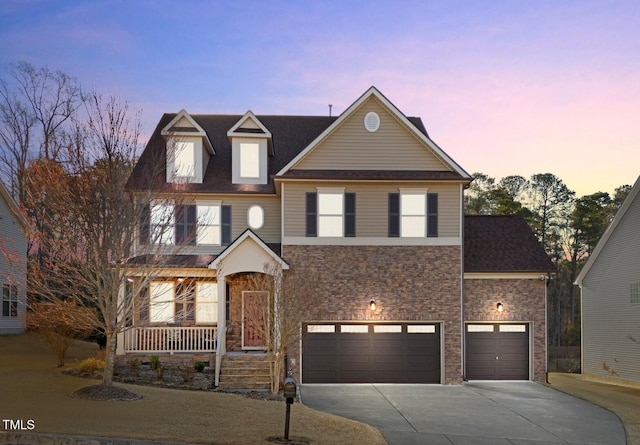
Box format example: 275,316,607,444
242,291,268,350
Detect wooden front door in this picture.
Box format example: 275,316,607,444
242,291,268,350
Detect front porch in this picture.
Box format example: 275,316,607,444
121,326,218,354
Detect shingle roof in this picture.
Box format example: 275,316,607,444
464,215,555,273
125,114,456,194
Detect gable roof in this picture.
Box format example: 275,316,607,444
126,88,470,194
575,175,640,285
210,229,289,270
161,109,215,155
0,181,28,231
276,86,471,179
464,215,555,273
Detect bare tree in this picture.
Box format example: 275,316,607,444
245,264,321,393
0,61,82,202
22,93,188,387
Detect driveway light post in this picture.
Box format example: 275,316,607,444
283,376,297,440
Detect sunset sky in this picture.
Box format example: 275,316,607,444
1,0,638,197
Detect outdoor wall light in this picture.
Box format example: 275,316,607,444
497,302,504,313
369,299,376,311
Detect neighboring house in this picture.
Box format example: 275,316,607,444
121,86,553,386
575,175,640,384
0,182,28,335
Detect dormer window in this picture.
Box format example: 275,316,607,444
173,141,196,179
161,110,215,184
228,111,272,185
240,143,260,179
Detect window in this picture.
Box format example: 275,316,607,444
318,192,344,237
240,143,260,178
175,205,197,245
388,192,438,237
196,282,218,323
2,284,18,317
173,141,195,178
306,190,356,237
150,202,174,245
197,204,221,245
247,205,264,230
149,281,175,323
175,280,195,322
631,283,640,304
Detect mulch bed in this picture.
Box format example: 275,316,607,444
71,384,143,401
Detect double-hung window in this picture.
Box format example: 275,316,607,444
389,191,438,237
173,141,196,179
196,282,218,323
197,203,221,245
240,143,260,179
150,202,175,245
149,281,175,323
306,189,356,237
2,284,18,317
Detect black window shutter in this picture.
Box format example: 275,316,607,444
139,204,150,244
306,192,317,237
427,193,438,237
176,205,197,245
221,205,232,245
388,193,400,237
345,192,356,237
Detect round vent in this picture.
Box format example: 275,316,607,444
364,112,380,132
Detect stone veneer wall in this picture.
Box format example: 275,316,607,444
464,278,547,382
283,245,463,384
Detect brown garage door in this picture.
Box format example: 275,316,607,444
465,323,529,380
302,323,441,383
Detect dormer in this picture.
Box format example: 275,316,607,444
161,110,214,184
227,111,272,185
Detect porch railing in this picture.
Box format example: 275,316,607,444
123,326,217,354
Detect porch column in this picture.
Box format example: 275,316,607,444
215,272,227,387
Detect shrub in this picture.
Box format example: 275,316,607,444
194,361,205,373
181,361,196,383
128,358,140,376
149,355,160,370
78,357,106,374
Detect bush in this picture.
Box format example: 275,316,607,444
78,357,106,374
149,355,160,370
128,358,140,376
194,361,205,373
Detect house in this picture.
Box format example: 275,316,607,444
575,175,640,384
0,182,28,335
121,86,553,386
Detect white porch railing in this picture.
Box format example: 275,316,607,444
123,326,217,354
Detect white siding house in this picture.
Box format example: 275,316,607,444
0,182,28,334
575,175,640,383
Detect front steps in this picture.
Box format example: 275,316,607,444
217,353,271,391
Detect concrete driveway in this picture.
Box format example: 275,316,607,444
300,382,625,445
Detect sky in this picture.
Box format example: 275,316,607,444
0,0,638,197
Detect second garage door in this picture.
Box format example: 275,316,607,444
465,323,530,380
302,322,441,383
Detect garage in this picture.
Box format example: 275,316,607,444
465,323,530,380
302,322,441,383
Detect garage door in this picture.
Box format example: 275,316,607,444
466,323,529,380
302,322,441,383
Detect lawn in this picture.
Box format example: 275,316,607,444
0,334,386,445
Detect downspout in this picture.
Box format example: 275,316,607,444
545,274,550,384
460,183,466,383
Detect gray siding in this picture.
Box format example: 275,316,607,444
295,96,450,171
283,182,461,239
0,191,27,334
582,189,640,382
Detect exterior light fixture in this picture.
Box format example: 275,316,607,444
497,302,504,313
369,299,376,311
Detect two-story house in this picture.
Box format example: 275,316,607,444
0,181,28,335
121,87,553,386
